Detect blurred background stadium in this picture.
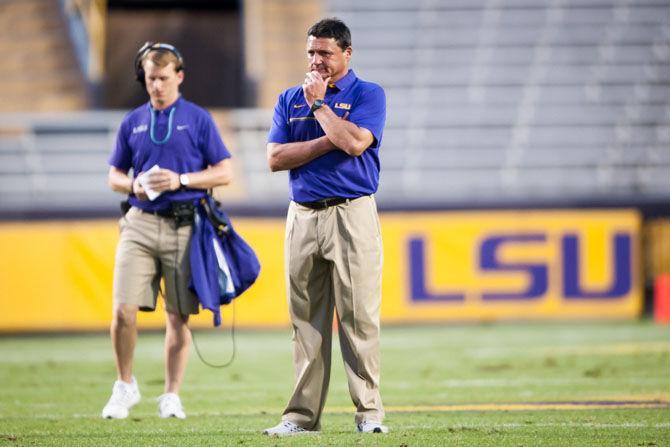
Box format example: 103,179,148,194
0,0,669,331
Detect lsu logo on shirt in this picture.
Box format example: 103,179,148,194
334,102,351,110
132,124,148,134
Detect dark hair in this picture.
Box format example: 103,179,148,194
307,17,352,51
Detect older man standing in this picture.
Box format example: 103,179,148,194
263,18,388,436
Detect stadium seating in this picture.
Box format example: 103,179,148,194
0,112,121,215
0,0,668,216
227,0,670,208
0,0,88,112
328,0,670,206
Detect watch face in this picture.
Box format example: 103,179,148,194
311,99,324,112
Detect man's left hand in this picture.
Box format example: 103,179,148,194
145,169,180,192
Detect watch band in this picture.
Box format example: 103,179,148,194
310,99,324,113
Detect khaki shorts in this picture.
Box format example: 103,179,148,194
112,207,199,315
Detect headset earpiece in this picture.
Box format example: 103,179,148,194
134,41,184,86
134,41,153,85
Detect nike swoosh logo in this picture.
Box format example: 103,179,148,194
176,125,189,130
293,104,305,108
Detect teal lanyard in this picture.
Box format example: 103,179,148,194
149,104,176,145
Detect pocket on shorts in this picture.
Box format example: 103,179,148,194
119,207,140,233
118,216,127,233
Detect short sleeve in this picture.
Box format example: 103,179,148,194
199,113,231,164
108,119,133,170
267,93,289,144
347,85,386,149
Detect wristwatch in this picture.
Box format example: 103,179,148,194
179,174,190,187
310,98,325,113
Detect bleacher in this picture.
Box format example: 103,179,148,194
0,0,88,112
0,0,668,217
330,0,670,206
0,112,121,216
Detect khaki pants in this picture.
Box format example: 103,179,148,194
113,207,199,315
282,195,384,430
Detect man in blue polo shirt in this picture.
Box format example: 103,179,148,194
263,18,388,436
103,42,232,420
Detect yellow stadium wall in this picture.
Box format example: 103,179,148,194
0,209,642,332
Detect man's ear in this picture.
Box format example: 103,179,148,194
177,70,185,85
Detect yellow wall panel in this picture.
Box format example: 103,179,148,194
0,209,642,332
0,218,290,331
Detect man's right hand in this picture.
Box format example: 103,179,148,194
132,176,149,201
302,70,329,107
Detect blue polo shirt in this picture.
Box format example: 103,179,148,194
109,96,231,212
268,69,386,202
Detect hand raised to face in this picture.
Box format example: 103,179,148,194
302,70,329,107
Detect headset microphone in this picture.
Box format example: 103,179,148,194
134,41,184,86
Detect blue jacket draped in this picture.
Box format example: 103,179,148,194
189,196,260,326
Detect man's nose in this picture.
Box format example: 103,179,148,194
310,54,322,66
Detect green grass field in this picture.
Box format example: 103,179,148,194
1,321,669,446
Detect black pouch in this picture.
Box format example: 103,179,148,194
120,200,131,216
171,201,195,228
200,195,230,237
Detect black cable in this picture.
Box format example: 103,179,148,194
191,300,236,368
172,215,237,369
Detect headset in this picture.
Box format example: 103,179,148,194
134,42,184,86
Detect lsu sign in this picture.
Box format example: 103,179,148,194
0,209,642,331
379,209,641,322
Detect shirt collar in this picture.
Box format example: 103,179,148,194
329,69,356,92
149,95,182,114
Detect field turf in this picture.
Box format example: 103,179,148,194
1,321,669,446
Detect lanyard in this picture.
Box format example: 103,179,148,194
149,104,176,145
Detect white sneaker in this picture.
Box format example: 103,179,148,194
157,393,186,419
357,420,389,433
262,420,319,436
101,377,141,419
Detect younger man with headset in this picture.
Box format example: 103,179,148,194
103,42,233,419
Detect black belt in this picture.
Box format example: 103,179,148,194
136,202,195,227
138,207,173,218
297,197,351,210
